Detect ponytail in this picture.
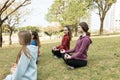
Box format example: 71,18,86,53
86,32,91,36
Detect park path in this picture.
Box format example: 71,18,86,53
3,34,120,45
91,34,120,38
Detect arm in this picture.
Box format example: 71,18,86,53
58,36,70,49
38,48,40,56
12,52,30,80
65,38,77,53
71,38,90,59
65,48,75,53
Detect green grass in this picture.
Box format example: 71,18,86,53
0,36,120,80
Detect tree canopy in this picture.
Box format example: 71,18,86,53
46,0,90,36
0,0,31,47
89,0,116,35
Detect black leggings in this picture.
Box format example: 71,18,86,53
62,53,87,68
52,49,62,58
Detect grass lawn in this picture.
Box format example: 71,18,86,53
0,36,120,80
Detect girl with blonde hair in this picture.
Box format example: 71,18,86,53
4,31,38,80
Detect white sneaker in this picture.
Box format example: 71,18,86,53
68,65,74,69
54,56,58,59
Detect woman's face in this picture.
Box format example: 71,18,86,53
77,25,83,33
64,27,69,35
31,35,34,39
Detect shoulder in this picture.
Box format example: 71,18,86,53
27,45,38,59
31,40,35,42
82,36,92,43
31,40,36,43
64,35,71,40
30,40,37,45
30,40,35,43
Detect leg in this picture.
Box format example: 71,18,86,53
64,59,87,68
61,53,66,61
52,49,62,58
52,49,55,55
61,53,71,64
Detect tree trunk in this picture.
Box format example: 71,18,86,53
73,23,77,37
50,34,52,40
9,31,12,45
99,17,104,35
0,22,3,47
74,27,77,37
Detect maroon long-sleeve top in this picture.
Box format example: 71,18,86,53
56,34,71,50
65,36,92,61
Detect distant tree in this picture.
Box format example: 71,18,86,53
2,24,9,33
89,0,116,35
46,0,89,36
18,26,41,32
3,10,21,45
44,26,62,39
0,0,31,47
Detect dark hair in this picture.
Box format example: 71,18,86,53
32,31,41,47
79,22,91,36
65,25,72,40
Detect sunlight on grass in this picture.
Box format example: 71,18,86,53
0,36,120,80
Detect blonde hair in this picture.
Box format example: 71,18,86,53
16,31,31,64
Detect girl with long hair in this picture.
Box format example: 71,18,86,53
52,26,72,58
30,31,41,64
4,31,38,80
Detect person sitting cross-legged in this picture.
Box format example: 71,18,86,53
61,22,92,69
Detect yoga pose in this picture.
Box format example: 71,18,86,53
61,22,92,69
52,26,72,58
4,31,38,80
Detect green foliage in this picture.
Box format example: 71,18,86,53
2,24,9,33
2,24,16,33
46,0,64,22
43,26,62,37
61,0,89,26
17,26,41,32
91,0,116,16
46,0,90,36
46,0,89,27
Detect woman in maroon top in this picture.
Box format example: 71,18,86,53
61,22,92,69
52,26,72,58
